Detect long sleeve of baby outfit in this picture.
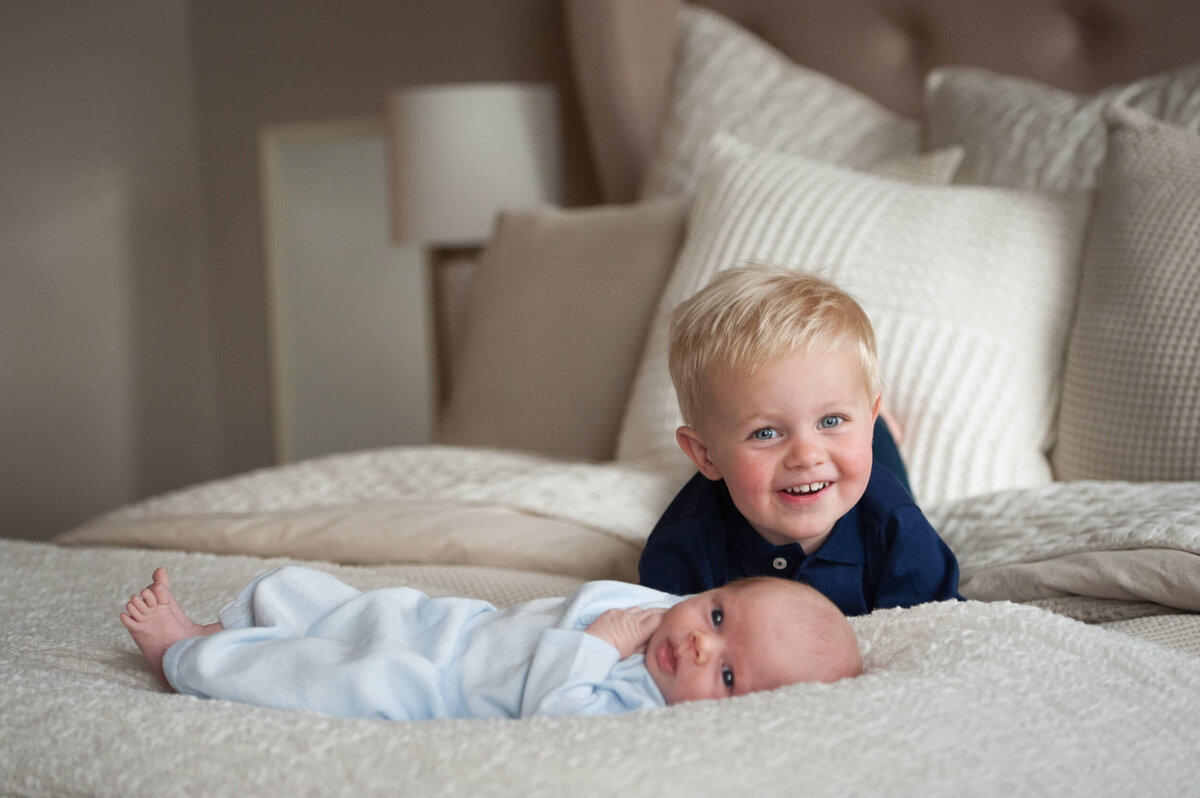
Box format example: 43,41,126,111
520,629,664,717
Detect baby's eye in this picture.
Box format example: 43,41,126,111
711,607,723,627
751,427,778,441
819,416,843,429
722,666,735,690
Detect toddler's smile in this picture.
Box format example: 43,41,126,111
782,481,831,497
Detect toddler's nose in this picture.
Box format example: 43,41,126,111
785,433,825,469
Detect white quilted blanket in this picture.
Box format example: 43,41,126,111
3,538,1199,798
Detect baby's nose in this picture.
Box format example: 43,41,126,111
689,629,716,664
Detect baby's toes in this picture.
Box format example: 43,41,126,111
125,595,145,619
150,582,171,607
139,586,160,610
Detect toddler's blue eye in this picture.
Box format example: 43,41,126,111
722,666,735,689
711,607,723,627
820,416,843,429
752,428,778,441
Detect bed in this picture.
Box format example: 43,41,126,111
5,0,1200,795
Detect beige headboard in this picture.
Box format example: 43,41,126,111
565,0,1200,202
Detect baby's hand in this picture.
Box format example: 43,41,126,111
585,607,666,659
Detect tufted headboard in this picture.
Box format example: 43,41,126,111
565,0,1200,202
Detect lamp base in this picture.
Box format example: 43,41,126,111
428,245,481,409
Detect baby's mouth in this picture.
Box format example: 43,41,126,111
782,481,831,497
656,638,677,675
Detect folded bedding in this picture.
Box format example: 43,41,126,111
927,481,1200,613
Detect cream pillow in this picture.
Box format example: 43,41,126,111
617,137,1090,506
1053,104,1200,481
925,62,1200,191
437,198,687,461
640,4,920,198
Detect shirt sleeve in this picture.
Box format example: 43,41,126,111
637,520,717,596
872,506,965,609
520,629,663,718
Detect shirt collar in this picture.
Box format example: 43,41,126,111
810,509,865,565
719,481,865,566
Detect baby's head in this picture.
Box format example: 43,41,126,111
669,266,882,551
644,577,861,706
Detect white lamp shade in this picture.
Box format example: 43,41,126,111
386,83,562,245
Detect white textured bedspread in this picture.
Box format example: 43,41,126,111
3,537,1199,798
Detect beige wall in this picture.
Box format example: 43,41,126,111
2,0,218,540
2,0,599,540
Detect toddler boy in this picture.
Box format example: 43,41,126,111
638,266,962,615
121,565,860,721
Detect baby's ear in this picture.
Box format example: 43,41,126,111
676,426,723,480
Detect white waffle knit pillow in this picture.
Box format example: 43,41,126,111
1053,104,1200,480
640,4,919,198
617,136,1090,506
925,62,1200,191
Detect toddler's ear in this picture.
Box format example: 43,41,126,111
875,394,905,443
676,426,723,480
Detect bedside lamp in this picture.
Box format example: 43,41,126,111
385,83,563,403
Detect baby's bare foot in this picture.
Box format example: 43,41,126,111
120,567,218,682
148,567,218,638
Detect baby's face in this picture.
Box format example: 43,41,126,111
688,348,877,552
644,581,830,705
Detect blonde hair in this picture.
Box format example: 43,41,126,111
669,265,880,428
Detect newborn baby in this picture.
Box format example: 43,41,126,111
122,566,861,720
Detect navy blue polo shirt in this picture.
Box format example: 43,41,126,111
638,462,963,616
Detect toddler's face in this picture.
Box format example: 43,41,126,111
681,348,877,552
644,581,823,705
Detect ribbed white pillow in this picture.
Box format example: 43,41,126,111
616,137,1090,506
640,4,919,198
1053,104,1200,481
926,62,1200,191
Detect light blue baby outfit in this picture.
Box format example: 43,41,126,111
163,566,682,721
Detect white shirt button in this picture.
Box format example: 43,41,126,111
772,557,788,570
